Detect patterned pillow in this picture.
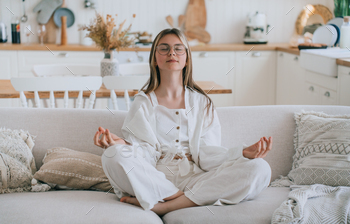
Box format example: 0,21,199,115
0,128,37,193
288,111,350,186
34,147,112,191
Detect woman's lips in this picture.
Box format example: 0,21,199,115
167,60,177,62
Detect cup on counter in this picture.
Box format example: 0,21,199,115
79,26,93,46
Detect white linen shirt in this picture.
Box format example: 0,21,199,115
120,86,243,174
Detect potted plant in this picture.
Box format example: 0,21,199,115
79,12,135,77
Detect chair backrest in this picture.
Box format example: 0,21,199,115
11,77,102,109
32,64,100,77
103,75,149,111
119,63,149,76
103,62,150,111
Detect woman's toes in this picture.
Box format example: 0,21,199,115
120,196,131,203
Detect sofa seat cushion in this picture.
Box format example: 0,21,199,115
0,190,162,224
162,187,290,224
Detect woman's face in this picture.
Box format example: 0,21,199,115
154,34,187,73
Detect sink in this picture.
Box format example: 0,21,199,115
300,48,350,77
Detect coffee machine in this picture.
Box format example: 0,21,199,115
244,12,269,44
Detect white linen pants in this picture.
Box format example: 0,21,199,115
102,144,271,210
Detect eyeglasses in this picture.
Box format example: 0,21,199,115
156,44,187,55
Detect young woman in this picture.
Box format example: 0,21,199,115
93,28,272,216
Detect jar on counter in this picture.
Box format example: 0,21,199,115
11,16,20,44
340,16,350,48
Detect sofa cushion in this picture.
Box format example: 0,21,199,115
288,111,350,186
34,147,112,191
0,190,163,224
162,187,290,224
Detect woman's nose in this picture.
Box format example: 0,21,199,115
168,47,176,55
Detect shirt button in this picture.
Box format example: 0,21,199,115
176,126,180,130
176,139,179,143
175,111,179,115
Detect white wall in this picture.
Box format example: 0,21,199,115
0,0,334,45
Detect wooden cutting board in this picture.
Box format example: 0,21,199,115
43,16,57,44
184,0,207,30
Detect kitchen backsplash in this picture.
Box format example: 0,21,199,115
0,0,334,44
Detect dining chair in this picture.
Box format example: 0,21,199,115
10,77,102,109
32,64,100,77
103,75,149,111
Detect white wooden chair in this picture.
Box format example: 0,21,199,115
11,77,102,109
32,64,100,77
103,75,149,111
103,62,150,111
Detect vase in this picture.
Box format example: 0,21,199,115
100,49,119,77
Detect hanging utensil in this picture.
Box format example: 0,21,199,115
21,0,28,23
53,0,75,28
166,15,174,28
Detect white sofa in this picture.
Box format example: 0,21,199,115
1,105,350,224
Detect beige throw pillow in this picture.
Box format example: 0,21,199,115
34,147,112,191
288,111,350,186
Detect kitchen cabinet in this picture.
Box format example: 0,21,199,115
276,51,305,105
17,50,150,77
0,51,19,107
235,51,276,106
304,70,338,105
0,51,18,79
338,65,350,106
192,51,235,107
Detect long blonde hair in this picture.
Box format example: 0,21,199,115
141,28,214,125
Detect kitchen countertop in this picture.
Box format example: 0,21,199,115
0,43,291,52
2,43,350,68
336,58,350,67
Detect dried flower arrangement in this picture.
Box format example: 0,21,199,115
79,12,136,52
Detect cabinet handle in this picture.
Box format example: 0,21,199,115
58,52,69,57
294,56,299,61
309,86,314,91
252,52,261,57
279,53,283,57
324,91,330,97
127,58,133,63
199,52,208,57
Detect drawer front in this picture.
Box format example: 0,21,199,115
18,51,103,73
305,70,338,91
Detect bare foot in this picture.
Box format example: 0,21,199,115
120,196,141,207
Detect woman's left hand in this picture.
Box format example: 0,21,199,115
242,137,272,159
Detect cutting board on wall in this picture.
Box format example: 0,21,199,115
44,16,57,44
184,0,207,30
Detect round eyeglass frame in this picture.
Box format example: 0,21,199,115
156,44,187,56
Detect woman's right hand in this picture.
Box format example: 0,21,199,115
93,127,126,148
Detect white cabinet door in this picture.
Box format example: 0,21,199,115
0,50,18,79
0,51,19,108
338,66,350,106
192,51,235,107
235,51,276,106
276,52,305,105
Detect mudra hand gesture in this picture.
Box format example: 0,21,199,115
243,137,272,159
93,127,127,148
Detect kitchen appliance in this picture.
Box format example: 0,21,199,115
244,11,270,44
0,22,8,43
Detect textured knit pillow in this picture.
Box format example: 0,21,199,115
287,111,350,186
0,128,37,193
34,147,112,191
